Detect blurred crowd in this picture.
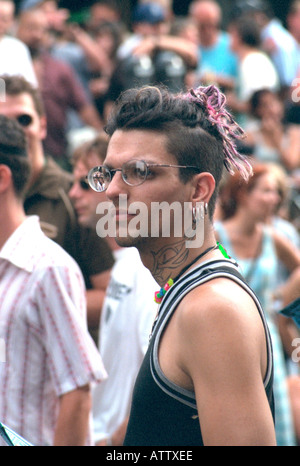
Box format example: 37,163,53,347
0,0,300,447
4,0,300,175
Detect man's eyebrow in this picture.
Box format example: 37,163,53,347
102,157,158,168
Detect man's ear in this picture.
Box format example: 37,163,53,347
0,164,12,194
191,171,216,205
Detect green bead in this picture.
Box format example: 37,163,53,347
217,242,230,259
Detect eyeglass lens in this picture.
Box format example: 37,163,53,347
88,160,148,192
88,167,110,192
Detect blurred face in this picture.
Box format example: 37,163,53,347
94,31,115,56
255,92,284,121
69,154,107,228
0,1,14,37
17,10,49,54
0,93,46,158
191,2,220,46
244,173,281,220
90,4,120,25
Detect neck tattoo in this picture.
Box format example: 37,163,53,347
154,242,229,304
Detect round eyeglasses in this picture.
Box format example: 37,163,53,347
87,159,200,193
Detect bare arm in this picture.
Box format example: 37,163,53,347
68,24,114,75
179,281,276,446
54,385,91,446
273,230,300,273
272,125,300,171
260,121,300,171
96,418,129,446
132,35,198,68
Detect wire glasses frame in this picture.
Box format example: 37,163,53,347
87,159,200,193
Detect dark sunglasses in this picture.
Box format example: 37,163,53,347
79,177,90,191
16,114,33,127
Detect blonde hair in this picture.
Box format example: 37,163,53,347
72,132,109,168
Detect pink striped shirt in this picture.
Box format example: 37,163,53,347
0,216,107,446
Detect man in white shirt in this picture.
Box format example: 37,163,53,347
227,14,279,125
0,0,37,86
235,0,299,90
0,115,107,446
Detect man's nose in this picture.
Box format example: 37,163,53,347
105,170,127,201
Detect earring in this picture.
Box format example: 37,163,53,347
200,203,205,219
204,202,208,216
193,202,208,224
192,205,198,224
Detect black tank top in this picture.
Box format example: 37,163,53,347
124,259,274,446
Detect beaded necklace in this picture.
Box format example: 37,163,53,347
154,242,229,304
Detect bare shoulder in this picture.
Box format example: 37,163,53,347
173,277,275,446
175,276,267,375
179,276,263,333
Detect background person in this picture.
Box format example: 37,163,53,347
188,0,238,91
0,114,107,446
0,0,37,86
232,0,299,94
16,6,103,168
0,74,114,336
245,88,300,172
215,162,300,445
69,134,158,446
225,14,279,126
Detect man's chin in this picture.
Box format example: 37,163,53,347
114,233,147,249
114,235,136,248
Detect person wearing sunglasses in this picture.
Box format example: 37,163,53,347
0,74,114,336
69,136,108,230
89,84,276,446
16,7,103,168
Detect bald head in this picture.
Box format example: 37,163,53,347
190,1,221,23
189,1,222,46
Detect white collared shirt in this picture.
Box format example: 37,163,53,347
0,216,107,446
